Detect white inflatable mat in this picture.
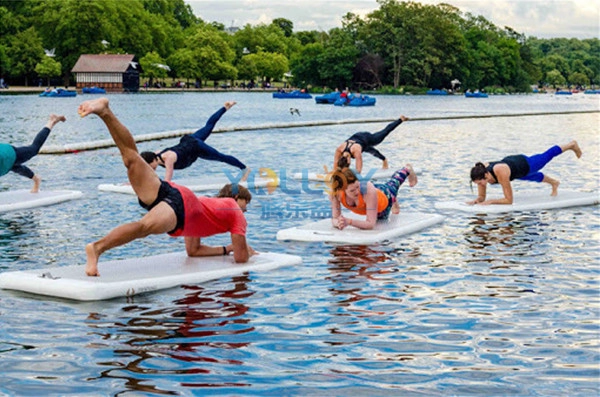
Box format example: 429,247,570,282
99,175,278,195
0,251,302,301
435,190,599,214
292,167,421,182
0,189,83,213
277,212,444,244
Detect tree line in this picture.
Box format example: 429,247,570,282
0,0,598,93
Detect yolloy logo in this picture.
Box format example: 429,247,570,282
222,167,378,196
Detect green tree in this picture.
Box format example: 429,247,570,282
568,72,589,87
167,48,199,85
35,56,61,86
7,26,44,85
546,69,566,88
272,18,294,37
140,51,169,86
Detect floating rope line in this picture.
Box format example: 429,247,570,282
40,110,598,154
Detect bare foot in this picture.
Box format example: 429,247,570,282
568,140,582,158
392,201,400,214
400,115,409,122
241,167,251,182
550,179,560,196
406,164,418,187
78,97,110,118
30,175,41,193
224,101,237,110
46,114,66,129
382,159,389,169
85,243,100,277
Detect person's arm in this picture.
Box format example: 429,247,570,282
353,148,363,174
161,151,177,181
345,183,377,230
330,193,344,228
185,237,231,257
482,164,513,205
231,233,252,263
333,146,342,170
467,183,487,205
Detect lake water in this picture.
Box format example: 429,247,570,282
0,91,598,396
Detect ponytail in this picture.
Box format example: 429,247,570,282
470,162,487,182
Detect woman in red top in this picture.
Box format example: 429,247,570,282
78,98,255,277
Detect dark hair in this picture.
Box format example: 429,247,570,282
329,167,359,193
470,162,487,182
337,153,350,169
140,151,158,164
217,183,252,203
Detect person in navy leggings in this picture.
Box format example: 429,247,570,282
333,115,409,174
468,140,582,205
0,114,65,192
141,101,248,181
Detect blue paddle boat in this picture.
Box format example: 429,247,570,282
426,89,448,95
334,95,376,107
315,91,341,104
465,91,488,98
82,86,106,94
272,90,312,99
39,88,77,97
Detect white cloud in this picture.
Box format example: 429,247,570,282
185,0,600,39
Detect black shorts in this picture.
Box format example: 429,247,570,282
138,181,185,234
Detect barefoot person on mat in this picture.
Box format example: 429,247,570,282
333,115,409,174
329,164,418,230
0,114,65,192
468,140,582,205
140,101,250,182
78,98,256,277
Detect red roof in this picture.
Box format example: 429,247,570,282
71,54,138,73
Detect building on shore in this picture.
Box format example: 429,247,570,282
71,54,142,92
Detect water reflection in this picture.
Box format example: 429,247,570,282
464,214,550,258
0,214,40,265
86,275,254,393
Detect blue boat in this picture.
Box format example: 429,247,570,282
334,95,376,107
39,88,77,97
272,90,312,99
82,86,106,94
555,90,572,95
584,89,600,94
465,91,488,98
426,89,448,95
315,91,341,104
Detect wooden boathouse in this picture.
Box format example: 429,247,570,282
71,54,141,92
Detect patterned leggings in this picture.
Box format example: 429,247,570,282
374,167,409,220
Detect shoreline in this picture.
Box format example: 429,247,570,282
0,86,281,96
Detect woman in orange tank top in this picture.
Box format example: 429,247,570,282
329,165,418,230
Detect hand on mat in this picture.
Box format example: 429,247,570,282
335,216,352,230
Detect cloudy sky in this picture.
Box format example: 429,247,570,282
185,0,599,39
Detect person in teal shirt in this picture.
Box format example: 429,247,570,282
0,114,66,192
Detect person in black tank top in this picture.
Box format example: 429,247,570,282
333,115,409,174
140,101,249,182
468,141,582,205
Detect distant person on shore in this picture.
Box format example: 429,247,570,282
140,101,249,182
468,140,582,205
329,164,418,230
333,115,409,174
0,114,65,192
78,98,256,277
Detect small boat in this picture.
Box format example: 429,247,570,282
426,89,448,95
465,91,488,98
82,86,106,94
272,90,312,99
555,90,572,95
315,91,341,104
584,89,600,94
334,95,376,107
39,88,77,97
